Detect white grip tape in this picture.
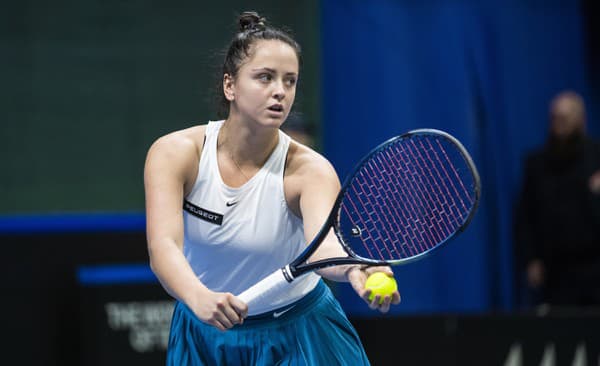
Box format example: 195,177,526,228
237,266,293,310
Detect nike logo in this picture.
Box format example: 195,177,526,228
273,305,296,318
226,201,238,207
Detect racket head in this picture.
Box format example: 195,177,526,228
333,129,481,265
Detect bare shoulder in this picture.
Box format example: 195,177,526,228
284,140,341,216
285,140,339,184
145,125,207,190
147,125,205,160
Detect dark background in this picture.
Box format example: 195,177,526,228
2,0,600,364
1,0,320,212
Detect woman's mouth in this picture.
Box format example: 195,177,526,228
267,104,284,113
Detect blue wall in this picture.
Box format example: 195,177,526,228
321,0,590,314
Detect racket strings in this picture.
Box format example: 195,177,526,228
424,139,473,220
434,139,476,208
349,166,406,259
355,166,406,258
367,155,427,257
340,136,477,261
387,142,453,255
343,178,381,259
411,139,468,234
393,137,474,249
388,146,445,253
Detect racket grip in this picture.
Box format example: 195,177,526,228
237,265,293,310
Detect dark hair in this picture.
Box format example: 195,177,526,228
216,11,302,117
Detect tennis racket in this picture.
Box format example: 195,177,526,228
238,128,481,308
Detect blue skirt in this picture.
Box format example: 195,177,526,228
167,280,370,365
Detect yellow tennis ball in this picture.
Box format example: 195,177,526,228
365,272,397,304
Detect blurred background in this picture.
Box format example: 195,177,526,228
2,0,599,364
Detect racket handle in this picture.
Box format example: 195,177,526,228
237,265,293,310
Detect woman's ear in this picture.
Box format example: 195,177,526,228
223,74,235,102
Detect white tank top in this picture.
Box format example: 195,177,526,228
183,120,320,315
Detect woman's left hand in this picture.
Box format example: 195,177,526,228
346,265,401,313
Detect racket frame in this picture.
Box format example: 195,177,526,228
284,128,481,280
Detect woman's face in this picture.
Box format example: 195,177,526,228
225,39,299,128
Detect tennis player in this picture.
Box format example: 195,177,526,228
144,11,401,365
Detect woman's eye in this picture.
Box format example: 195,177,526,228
286,78,297,86
258,74,272,82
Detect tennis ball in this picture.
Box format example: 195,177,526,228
365,272,397,304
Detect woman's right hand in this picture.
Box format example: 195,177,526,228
191,290,249,331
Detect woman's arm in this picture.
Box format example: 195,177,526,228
291,150,401,312
144,131,247,330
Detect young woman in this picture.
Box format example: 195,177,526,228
144,11,401,365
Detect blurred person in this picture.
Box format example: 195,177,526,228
281,113,317,148
515,90,600,308
144,11,400,365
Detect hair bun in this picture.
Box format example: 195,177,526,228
238,11,266,32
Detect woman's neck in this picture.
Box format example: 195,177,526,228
218,117,280,169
